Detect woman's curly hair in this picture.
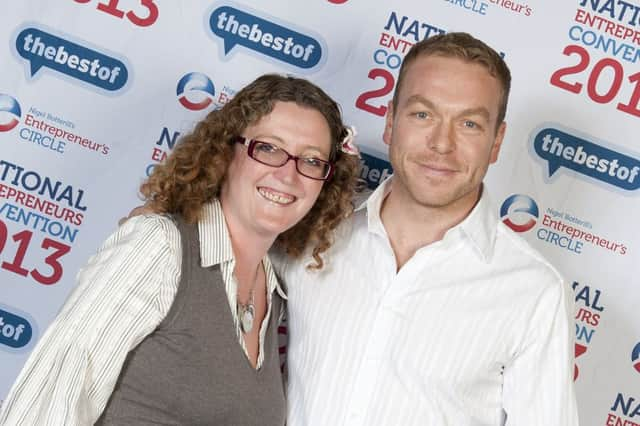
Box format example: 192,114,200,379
140,74,360,269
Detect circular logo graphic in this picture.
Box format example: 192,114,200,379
632,342,640,374
500,194,539,233
0,94,22,132
176,72,215,111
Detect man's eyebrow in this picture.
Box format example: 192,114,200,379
403,95,492,121
403,94,435,109
458,107,491,121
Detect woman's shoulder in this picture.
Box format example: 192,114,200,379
116,213,180,243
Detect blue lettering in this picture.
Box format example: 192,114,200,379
580,0,640,26
383,11,445,42
575,324,594,343
16,27,129,92
373,49,402,70
0,160,87,211
573,283,605,311
155,127,181,150
536,228,583,253
611,393,640,417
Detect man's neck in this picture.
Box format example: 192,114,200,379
379,185,480,270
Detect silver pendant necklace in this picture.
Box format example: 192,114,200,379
237,290,255,334
236,263,262,334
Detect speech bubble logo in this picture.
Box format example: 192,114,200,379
0,308,33,349
209,6,323,69
16,27,129,92
360,151,393,190
533,126,640,191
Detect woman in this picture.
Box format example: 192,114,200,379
0,74,360,425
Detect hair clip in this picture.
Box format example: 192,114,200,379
340,125,359,156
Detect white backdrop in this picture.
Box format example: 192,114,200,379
1,1,639,424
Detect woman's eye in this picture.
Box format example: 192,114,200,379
256,142,279,153
302,158,322,167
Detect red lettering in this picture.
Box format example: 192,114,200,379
378,32,413,54
606,414,640,426
15,191,26,204
151,147,167,162
575,307,600,326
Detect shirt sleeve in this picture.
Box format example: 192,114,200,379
0,214,181,426
502,276,579,426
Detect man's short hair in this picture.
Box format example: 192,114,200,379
393,32,512,128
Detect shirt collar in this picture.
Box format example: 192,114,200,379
449,186,498,263
355,177,392,237
358,176,498,263
198,199,234,266
197,199,287,298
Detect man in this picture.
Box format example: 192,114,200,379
275,32,578,425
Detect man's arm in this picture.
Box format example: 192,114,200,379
502,278,579,425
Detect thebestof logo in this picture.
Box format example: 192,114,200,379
360,151,392,190
632,342,640,374
16,26,129,92
532,124,640,192
0,307,33,350
176,72,216,111
0,94,21,132
209,5,324,70
499,194,539,232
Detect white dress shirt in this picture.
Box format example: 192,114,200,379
0,199,284,426
275,178,579,426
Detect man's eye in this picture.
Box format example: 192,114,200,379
414,111,429,119
463,120,478,129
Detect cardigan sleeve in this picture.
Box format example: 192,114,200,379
0,214,182,426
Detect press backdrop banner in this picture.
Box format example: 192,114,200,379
1,1,638,424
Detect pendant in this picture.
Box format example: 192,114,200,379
238,302,255,334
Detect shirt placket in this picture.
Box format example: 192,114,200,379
344,246,409,426
344,288,395,426
343,239,449,426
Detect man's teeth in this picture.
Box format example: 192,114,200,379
259,188,295,204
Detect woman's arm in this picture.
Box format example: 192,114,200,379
0,214,181,426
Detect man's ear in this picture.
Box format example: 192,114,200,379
489,121,506,164
382,101,394,147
